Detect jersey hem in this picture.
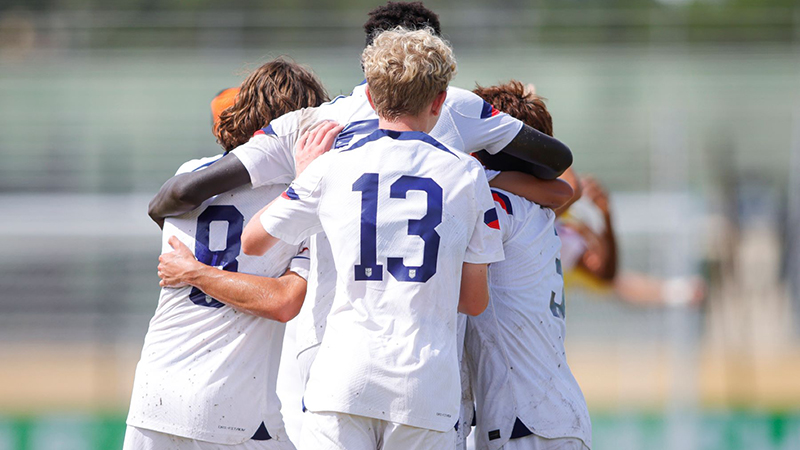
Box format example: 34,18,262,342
126,417,253,445
305,402,457,433
230,142,288,189
464,250,506,265
516,404,591,446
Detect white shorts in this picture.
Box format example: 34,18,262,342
500,433,589,450
300,411,456,450
123,426,297,450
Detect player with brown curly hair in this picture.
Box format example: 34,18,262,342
124,58,327,450
215,58,328,151
468,80,592,450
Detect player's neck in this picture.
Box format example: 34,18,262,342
378,115,434,134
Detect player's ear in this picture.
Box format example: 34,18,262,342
366,86,376,110
430,90,447,116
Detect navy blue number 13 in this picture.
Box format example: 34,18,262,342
353,173,442,283
189,205,244,308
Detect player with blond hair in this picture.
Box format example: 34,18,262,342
240,28,504,450
124,58,328,450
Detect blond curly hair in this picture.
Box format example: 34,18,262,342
361,27,457,121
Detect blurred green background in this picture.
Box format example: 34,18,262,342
1,1,799,449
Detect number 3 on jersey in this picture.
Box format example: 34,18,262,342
353,173,442,283
189,205,244,308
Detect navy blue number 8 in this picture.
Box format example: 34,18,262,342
353,173,442,283
189,205,244,308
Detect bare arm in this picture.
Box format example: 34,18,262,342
241,122,344,256
241,199,282,256
500,124,573,180
575,177,617,281
158,236,306,322
148,154,250,228
458,262,490,316
489,171,574,209
553,167,582,216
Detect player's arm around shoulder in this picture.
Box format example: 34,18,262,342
148,153,250,228
500,123,573,180
147,114,306,229
158,236,308,323
489,171,574,210
459,262,489,316
242,121,343,256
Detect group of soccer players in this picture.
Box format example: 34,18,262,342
124,2,592,450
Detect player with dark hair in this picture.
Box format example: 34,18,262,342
467,80,592,450
124,58,327,450
362,1,441,46
473,80,582,214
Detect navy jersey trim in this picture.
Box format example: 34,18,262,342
481,100,500,119
191,155,224,172
343,129,459,158
484,207,500,229
509,417,534,439
334,119,379,149
490,189,514,215
253,123,276,136
281,186,300,200
251,421,272,441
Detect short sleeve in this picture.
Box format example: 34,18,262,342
438,88,523,155
258,152,331,246
230,112,301,188
464,161,506,264
288,239,311,280
484,168,501,182
174,154,225,176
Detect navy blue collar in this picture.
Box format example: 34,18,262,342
343,128,458,158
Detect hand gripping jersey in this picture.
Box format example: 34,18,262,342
259,129,505,432
126,155,309,445
465,188,592,450
230,82,523,361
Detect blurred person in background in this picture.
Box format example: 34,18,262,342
211,86,241,140
125,58,327,450
521,82,705,308
467,80,591,450
558,176,705,307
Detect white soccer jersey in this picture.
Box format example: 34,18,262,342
230,82,523,359
465,188,592,450
127,155,309,445
259,129,505,432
